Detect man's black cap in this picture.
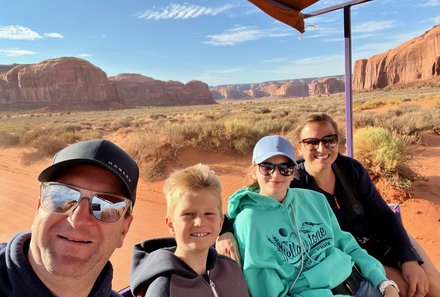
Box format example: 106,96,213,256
38,139,139,205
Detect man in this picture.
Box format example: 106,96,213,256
0,139,139,297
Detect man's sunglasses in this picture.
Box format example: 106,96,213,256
258,162,295,177
300,134,339,151
40,182,132,223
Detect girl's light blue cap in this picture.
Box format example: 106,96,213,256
252,135,296,164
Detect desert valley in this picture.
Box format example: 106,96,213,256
0,25,439,290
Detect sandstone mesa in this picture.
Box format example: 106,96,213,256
0,25,439,108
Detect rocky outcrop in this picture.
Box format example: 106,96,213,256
109,74,215,106
353,25,440,91
210,77,341,99
0,64,17,74
0,58,216,109
277,81,309,97
309,77,345,96
0,57,119,107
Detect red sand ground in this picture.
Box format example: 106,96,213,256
0,132,439,290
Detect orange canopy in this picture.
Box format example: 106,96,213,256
248,0,319,33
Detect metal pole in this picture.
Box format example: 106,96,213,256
344,5,354,157
304,0,371,157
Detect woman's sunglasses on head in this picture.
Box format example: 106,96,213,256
258,162,295,177
39,182,132,223
300,134,338,151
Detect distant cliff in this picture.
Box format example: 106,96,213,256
353,25,440,91
210,76,345,100
109,74,214,107
0,57,214,109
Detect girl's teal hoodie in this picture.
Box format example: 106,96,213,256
228,187,386,297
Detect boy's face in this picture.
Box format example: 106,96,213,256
167,189,223,254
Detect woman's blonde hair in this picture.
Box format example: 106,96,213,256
163,163,223,218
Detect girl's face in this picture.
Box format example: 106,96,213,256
253,155,295,202
297,120,339,173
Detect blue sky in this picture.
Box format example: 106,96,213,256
1,0,439,86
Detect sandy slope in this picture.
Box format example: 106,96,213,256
0,132,438,290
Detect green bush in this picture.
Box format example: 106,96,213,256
354,127,413,189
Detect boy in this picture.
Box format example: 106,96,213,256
129,163,249,297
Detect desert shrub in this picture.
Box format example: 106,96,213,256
354,99,385,111
61,124,82,133
22,150,47,165
354,127,413,189
109,118,132,131
378,109,436,139
223,117,262,154
22,128,50,145
30,135,67,156
56,131,81,143
124,132,175,181
164,122,201,142
0,131,20,147
78,130,103,140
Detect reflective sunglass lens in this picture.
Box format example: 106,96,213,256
40,182,129,223
301,134,338,151
258,163,294,176
91,195,128,223
278,166,294,176
322,135,338,148
41,184,80,213
258,163,274,176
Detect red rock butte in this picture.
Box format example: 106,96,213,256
0,57,215,109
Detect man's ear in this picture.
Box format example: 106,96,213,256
166,217,176,236
115,215,133,248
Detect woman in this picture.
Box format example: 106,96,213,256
227,134,398,297
219,113,440,297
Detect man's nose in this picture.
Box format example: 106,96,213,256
68,199,94,225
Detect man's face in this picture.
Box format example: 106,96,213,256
29,164,133,278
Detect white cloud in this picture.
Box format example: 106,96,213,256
204,26,293,46
353,20,397,33
204,26,264,46
78,53,93,57
0,48,36,57
139,3,235,20
0,25,42,40
44,32,64,39
419,0,440,7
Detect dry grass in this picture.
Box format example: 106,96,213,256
1,85,439,191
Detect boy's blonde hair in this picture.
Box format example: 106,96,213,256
163,163,223,218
